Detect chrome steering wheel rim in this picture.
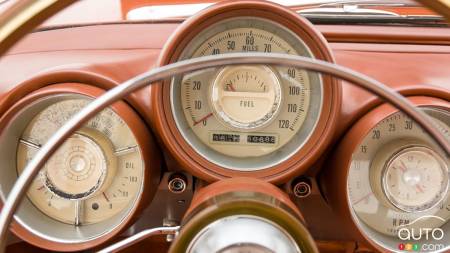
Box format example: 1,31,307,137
0,52,448,252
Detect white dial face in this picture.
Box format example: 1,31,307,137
172,17,323,170
348,107,450,238
210,65,282,130
383,147,448,212
17,98,144,226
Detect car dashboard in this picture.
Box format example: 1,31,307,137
0,1,449,253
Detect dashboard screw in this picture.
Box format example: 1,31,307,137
293,180,312,198
168,174,187,194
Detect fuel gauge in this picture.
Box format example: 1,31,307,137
210,65,282,130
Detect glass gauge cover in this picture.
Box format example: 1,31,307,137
348,107,450,239
17,98,144,226
382,146,449,212
171,17,324,170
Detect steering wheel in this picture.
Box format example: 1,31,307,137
0,1,449,252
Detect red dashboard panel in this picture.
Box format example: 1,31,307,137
0,16,449,252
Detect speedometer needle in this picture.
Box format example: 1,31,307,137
193,113,213,126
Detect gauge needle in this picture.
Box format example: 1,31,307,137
398,161,408,173
353,192,373,205
75,200,83,226
193,113,213,126
19,138,41,150
226,83,236,91
416,185,424,193
114,145,138,156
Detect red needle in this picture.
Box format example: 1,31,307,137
353,192,373,205
416,185,424,193
37,185,45,191
227,83,236,92
398,161,408,173
193,113,213,126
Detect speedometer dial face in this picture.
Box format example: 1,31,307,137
171,17,323,170
348,107,450,238
17,98,144,226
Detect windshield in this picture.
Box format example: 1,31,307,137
0,0,444,28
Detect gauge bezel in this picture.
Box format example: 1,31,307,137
0,83,160,251
152,0,341,182
323,96,450,252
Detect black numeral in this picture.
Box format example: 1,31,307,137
389,123,396,132
361,145,367,153
372,130,381,139
289,86,301,95
405,120,413,130
245,35,254,45
287,104,297,113
264,43,272,53
212,48,220,55
287,68,296,78
193,81,201,90
227,41,235,50
194,100,202,110
279,120,290,129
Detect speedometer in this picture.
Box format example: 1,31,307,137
177,18,315,161
152,1,340,180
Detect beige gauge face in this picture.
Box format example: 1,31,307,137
17,98,144,226
348,108,450,237
172,18,322,171
383,147,448,212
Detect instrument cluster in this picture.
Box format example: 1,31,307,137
0,1,448,252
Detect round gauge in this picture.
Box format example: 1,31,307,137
153,1,340,181
324,97,449,253
381,146,448,213
348,107,450,237
17,98,144,225
176,17,316,166
0,84,159,251
209,65,282,131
